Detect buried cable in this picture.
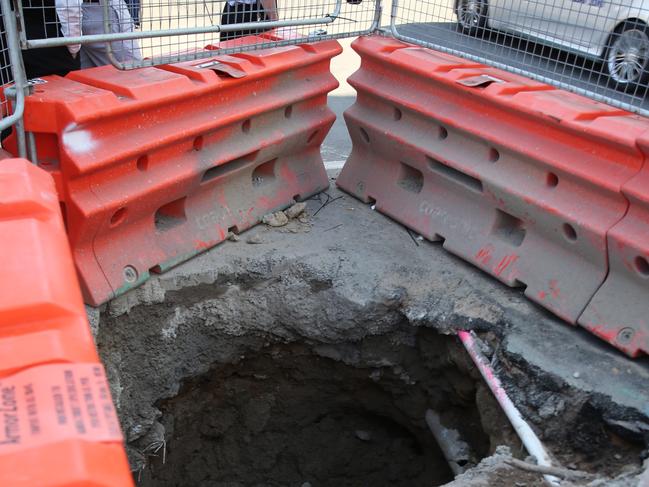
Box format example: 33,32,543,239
457,330,561,487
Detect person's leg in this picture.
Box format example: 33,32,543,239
135,0,141,27
252,0,271,36
22,47,80,79
127,0,141,27
220,2,257,42
220,2,237,42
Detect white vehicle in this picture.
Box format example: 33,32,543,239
455,0,649,90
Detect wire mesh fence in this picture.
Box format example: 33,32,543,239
132,0,379,67
0,11,14,126
6,0,649,116
19,0,379,69
0,0,27,150
390,0,649,116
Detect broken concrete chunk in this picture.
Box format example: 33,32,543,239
246,233,264,244
227,232,240,242
262,211,289,227
285,202,307,219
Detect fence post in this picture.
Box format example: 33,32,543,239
0,0,27,158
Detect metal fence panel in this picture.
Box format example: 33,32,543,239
390,0,649,117
13,0,649,114
0,0,26,155
21,0,380,69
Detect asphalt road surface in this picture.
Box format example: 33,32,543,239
395,21,649,114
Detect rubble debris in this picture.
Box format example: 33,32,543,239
285,202,307,219
262,211,289,227
245,233,264,244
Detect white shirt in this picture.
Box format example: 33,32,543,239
109,0,137,32
55,0,82,55
56,0,136,56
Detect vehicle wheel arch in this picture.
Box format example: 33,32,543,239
601,18,648,58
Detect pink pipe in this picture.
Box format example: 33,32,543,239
458,330,560,486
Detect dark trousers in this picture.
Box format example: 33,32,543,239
126,0,141,27
22,47,80,79
20,0,80,79
220,1,268,42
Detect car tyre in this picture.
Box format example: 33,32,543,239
605,20,649,93
456,0,488,36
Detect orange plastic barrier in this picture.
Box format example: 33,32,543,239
578,135,649,357
6,39,340,306
0,159,133,486
337,35,649,354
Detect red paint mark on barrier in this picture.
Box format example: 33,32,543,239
257,196,271,208
494,254,518,277
538,291,547,300
549,280,560,299
622,257,635,273
0,364,122,454
280,164,299,186
587,324,619,342
194,240,212,250
475,246,493,266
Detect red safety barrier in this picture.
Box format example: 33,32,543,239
6,39,340,306
578,134,649,357
0,159,132,486
337,35,649,338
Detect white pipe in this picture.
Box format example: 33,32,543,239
639,463,649,487
457,330,561,487
425,409,470,476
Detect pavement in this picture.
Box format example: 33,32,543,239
321,37,357,168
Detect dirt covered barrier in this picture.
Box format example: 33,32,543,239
90,190,649,486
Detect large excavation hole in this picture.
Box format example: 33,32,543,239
98,253,648,487
134,332,494,487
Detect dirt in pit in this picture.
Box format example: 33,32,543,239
97,262,648,487
136,335,501,487
110,321,648,487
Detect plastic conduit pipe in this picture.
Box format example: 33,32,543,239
458,330,561,486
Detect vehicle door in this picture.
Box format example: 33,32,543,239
549,0,623,53
489,0,560,41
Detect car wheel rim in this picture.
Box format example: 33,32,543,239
458,0,482,28
608,28,649,85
